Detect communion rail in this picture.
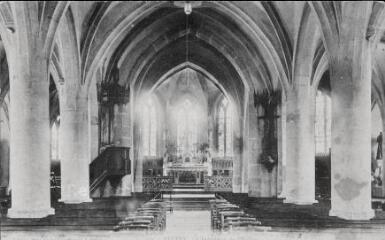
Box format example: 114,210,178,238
204,176,233,192
142,177,174,192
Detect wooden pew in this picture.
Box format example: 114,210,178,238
209,198,264,231
114,203,167,231
224,216,261,230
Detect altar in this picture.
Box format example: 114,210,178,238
163,151,212,185
164,162,211,184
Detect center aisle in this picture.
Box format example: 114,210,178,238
162,188,215,233
165,210,211,233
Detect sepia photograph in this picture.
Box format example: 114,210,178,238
0,1,385,239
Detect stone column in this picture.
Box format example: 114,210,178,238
278,94,287,198
328,41,374,220
133,101,143,192
113,103,132,196
232,123,243,193
60,97,92,203
248,93,262,197
321,2,374,220
8,55,54,218
284,83,317,204
240,117,248,193
89,83,99,161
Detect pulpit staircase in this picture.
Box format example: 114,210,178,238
89,146,131,194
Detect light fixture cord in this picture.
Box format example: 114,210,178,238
185,13,189,63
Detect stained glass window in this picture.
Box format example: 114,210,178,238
51,118,60,160
176,99,198,155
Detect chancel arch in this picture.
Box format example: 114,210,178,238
132,66,242,188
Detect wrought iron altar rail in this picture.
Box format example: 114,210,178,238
204,176,232,192
373,186,384,198
212,159,233,169
142,176,174,192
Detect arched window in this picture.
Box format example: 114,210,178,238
143,98,157,156
51,118,60,160
176,99,198,155
315,90,331,154
218,98,233,157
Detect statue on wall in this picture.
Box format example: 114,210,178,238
377,131,383,160
254,90,281,172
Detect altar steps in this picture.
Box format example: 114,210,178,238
173,188,205,193
173,184,204,189
171,184,205,194
162,192,215,211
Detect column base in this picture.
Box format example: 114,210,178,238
59,197,93,204
248,191,258,198
278,191,286,199
8,207,55,219
284,198,318,205
329,208,374,220
118,192,132,197
133,184,143,193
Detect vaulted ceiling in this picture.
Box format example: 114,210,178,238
78,1,295,95
0,1,385,110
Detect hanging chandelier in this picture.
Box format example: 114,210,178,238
185,6,190,63
173,1,202,15
184,2,192,15
172,2,203,65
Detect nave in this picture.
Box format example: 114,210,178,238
2,1,385,239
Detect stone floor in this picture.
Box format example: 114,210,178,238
2,193,385,239
166,210,211,232
2,209,385,240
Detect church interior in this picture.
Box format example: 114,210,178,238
1,1,385,239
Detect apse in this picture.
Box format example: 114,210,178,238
152,68,230,157
174,98,201,155
134,66,237,187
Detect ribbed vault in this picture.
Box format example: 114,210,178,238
81,1,296,96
